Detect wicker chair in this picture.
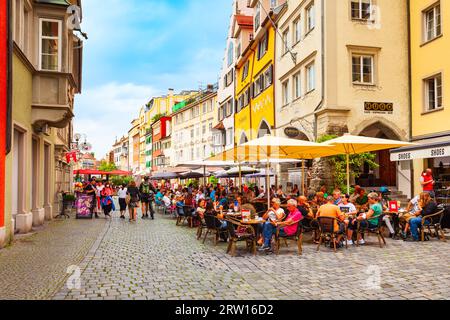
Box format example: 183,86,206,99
316,217,348,253
421,209,446,242
202,214,228,246
225,218,256,257
357,214,387,248
275,221,303,256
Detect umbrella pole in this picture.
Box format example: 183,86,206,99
266,159,270,210
239,163,242,192
301,160,305,196
203,165,206,187
346,153,350,195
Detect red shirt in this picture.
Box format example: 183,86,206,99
421,174,434,191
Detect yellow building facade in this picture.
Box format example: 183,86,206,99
235,4,278,145
399,0,450,196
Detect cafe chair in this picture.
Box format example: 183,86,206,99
274,222,303,256
316,217,348,253
183,205,195,228
175,206,185,226
202,214,228,246
357,214,387,248
195,215,208,240
225,219,256,257
421,209,446,242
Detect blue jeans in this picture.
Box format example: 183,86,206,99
262,222,287,247
410,217,429,240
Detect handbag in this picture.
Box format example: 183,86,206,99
125,195,131,205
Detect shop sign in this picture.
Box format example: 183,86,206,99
284,127,300,138
364,102,394,114
391,145,450,161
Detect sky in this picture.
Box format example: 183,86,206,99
74,0,232,158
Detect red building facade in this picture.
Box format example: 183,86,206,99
0,0,10,245
151,116,171,172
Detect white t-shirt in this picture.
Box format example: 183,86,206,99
117,188,127,199
96,185,104,197
162,196,171,207
410,195,420,213
339,203,357,214
268,208,285,222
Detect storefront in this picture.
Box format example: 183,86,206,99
391,141,450,203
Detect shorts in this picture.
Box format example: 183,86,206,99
141,194,150,204
129,201,140,209
400,213,415,223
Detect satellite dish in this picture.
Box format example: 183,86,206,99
81,142,92,152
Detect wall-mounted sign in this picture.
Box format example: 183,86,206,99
390,145,450,162
364,102,394,114
284,127,300,138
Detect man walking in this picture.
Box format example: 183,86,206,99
139,177,155,220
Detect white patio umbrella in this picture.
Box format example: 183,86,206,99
208,135,330,208
322,134,416,194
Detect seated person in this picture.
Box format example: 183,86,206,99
205,202,228,241
312,192,327,207
257,198,285,246
350,185,362,203
260,199,303,251
162,192,171,208
317,196,346,246
354,188,369,211
297,196,319,242
400,194,420,239
348,192,383,245
408,192,438,242
175,196,185,216
195,199,207,220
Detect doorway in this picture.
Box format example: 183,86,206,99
12,128,26,232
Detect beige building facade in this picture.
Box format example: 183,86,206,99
274,0,411,196
2,0,83,247
172,86,218,166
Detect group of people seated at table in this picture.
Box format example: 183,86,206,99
161,182,441,250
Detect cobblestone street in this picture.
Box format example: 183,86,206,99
1,209,449,300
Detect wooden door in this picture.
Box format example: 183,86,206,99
378,150,397,186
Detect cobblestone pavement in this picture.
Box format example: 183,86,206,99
0,215,107,300
51,211,450,301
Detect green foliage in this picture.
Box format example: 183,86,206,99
209,176,218,186
63,193,76,202
110,176,132,187
98,161,117,172
317,135,379,192
151,113,166,123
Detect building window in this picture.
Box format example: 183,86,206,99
294,72,301,99
425,74,443,111
306,2,315,34
351,0,372,21
39,19,62,71
352,55,374,84
282,28,290,55
306,63,315,92
294,16,301,44
202,125,206,135
257,30,269,60
242,60,250,81
202,103,207,114
255,3,261,31
264,65,273,89
424,3,441,42
228,43,234,66
190,129,194,139
282,80,290,106
225,69,234,87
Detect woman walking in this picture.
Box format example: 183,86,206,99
117,184,128,219
127,181,140,222
101,182,115,218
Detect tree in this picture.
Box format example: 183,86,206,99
98,161,117,172
317,134,379,193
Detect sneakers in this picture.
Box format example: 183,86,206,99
358,239,366,245
346,240,354,246
258,246,271,252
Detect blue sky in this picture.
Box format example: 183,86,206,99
74,0,232,158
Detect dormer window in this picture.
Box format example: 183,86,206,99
255,3,261,31
39,18,62,71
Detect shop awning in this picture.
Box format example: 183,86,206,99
390,141,450,161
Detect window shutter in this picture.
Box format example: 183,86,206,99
250,83,254,98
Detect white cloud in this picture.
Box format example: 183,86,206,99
74,82,159,158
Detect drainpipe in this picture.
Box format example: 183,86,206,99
313,0,326,141
407,0,414,198
6,0,12,155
